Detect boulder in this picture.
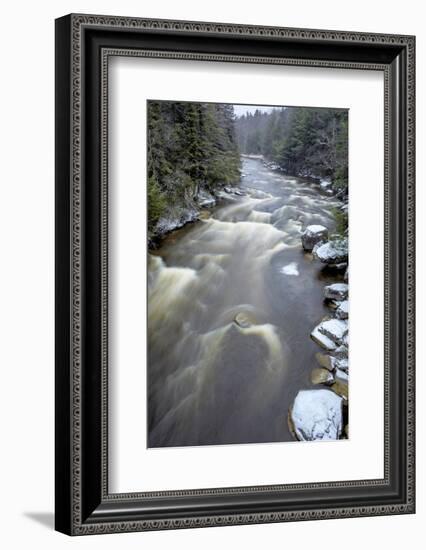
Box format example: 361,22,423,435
336,300,349,319
313,238,348,264
290,389,343,441
334,345,348,360
315,352,334,371
320,180,332,190
332,357,349,372
311,326,337,351
331,380,349,403
301,225,328,251
310,368,334,386
324,283,349,301
335,368,349,383
317,318,348,345
197,190,216,208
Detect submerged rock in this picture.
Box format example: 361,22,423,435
301,224,329,251
324,283,349,302
310,368,334,385
313,238,348,264
336,300,349,319
224,186,245,196
234,312,253,329
290,389,343,441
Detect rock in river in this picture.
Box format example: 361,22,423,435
334,344,348,360
336,300,349,319
331,379,349,403
315,352,334,371
290,389,343,441
197,190,216,208
332,357,349,373
310,367,334,385
324,283,349,302
311,326,337,351
313,238,348,264
301,224,328,251
234,312,255,329
311,318,348,349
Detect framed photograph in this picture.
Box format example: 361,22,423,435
55,14,415,535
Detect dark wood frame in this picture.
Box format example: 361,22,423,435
55,13,415,535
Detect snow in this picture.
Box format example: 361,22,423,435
336,300,349,319
318,318,348,344
301,224,328,251
313,238,348,264
311,326,337,351
305,224,327,233
324,283,349,301
291,389,343,441
280,262,299,276
332,357,349,372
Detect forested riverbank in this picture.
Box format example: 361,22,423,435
235,107,348,193
147,101,241,242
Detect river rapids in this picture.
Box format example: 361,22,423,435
147,157,341,447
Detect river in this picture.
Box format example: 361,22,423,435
147,157,341,448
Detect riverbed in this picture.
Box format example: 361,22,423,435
147,157,342,447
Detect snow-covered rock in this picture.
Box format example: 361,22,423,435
224,186,245,196
313,238,348,264
197,190,216,208
317,318,348,345
320,180,332,190
331,357,349,372
301,224,329,251
334,345,348,360
324,283,349,301
336,300,349,319
335,368,349,383
311,326,337,351
290,389,343,441
156,208,198,235
315,352,334,371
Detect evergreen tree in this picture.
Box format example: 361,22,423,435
147,101,241,237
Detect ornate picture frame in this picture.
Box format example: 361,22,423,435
55,13,415,535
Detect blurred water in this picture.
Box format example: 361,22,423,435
148,158,341,447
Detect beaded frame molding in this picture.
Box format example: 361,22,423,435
55,14,415,535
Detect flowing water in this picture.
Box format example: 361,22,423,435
148,157,341,448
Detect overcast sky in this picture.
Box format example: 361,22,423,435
233,104,277,117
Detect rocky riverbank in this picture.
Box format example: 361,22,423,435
149,183,243,247
289,218,349,441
